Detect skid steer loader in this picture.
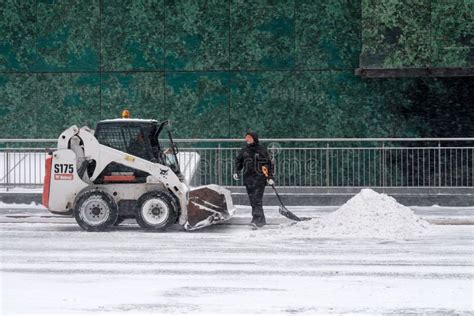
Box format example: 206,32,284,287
41,110,235,231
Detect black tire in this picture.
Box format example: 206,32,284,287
74,190,118,232
136,190,178,231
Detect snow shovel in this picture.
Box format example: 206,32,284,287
262,166,310,222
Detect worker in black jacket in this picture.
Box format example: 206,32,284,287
233,132,274,228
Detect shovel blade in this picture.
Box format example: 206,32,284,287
278,205,302,222
184,184,236,230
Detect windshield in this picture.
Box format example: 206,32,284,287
95,124,152,160
156,120,181,175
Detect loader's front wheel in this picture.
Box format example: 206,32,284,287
136,191,178,231
74,190,118,232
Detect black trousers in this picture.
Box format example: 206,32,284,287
245,178,266,225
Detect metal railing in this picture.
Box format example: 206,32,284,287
1,138,473,189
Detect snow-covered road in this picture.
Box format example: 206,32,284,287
1,205,473,315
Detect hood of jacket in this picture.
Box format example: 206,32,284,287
245,132,259,146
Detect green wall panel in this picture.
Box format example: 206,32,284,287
0,0,36,71
431,0,474,67
360,0,473,69
165,0,229,71
389,77,474,137
34,0,100,71
230,0,294,70
0,73,100,138
36,73,100,137
101,0,164,71
361,0,431,68
294,71,419,137
0,74,37,137
230,71,294,138
165,72,229,138
295,71,355,137
101,72,164,120
364,78,422,136
296,0,361,70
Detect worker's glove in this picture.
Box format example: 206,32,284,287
233,173,240,181
267,178,274,186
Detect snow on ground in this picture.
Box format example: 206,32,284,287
0,201,45,209
1,202,473,315
0,187,43,193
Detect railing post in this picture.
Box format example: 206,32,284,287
438,141,442,187
382,142,385,187
5,144,10,192
326,143,330,187
217,143,222,186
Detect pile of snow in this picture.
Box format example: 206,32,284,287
277,189,431,239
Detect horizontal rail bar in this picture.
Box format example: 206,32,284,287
0,139,57,143
182,147,474,150
172,138,474,142
2,147,474,151
1,138,474,143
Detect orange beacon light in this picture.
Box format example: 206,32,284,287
122,109,130,118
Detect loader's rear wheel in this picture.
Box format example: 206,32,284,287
74,190,118,232
136,191,178,231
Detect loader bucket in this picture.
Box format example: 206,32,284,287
184,184,236,230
